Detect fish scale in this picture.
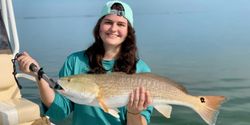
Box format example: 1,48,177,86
95,73,186,100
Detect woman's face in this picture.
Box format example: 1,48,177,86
99,14,128,49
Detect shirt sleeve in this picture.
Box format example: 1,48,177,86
140,106,154,123
44,93,73,121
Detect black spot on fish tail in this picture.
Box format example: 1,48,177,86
200,97,205,103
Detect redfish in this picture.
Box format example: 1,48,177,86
58,72,225,125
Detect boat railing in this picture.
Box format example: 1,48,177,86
1,0,19,57
0,0,52,124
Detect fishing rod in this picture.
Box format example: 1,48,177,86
15,53,62,90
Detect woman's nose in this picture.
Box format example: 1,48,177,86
110,23,118,32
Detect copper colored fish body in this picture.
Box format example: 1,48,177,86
58,72,225,125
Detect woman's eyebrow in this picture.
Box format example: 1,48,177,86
103,19,113,22
103,19,127,24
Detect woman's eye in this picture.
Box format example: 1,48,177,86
118,23,125,27
105,21,112,25
118,23,126,27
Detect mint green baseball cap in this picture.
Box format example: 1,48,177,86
100,0,134,27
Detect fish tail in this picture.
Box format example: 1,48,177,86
193,96,226,125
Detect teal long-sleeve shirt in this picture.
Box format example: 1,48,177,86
43,51,153,125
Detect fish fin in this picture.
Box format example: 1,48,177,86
154,105,172,118
97,97,120,118
108,108,120,118
97,97,109,112
110,108,120,113
193,96,226,125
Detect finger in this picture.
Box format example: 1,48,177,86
18,60,24,71
18,56,28,70
19,56,36,73
23,60,32,72
22,51,30,56
21,56,32,72
147,91,152,104
18,53,29,64
16,52,28,60
143,91,152,109
132,87,140,108
138,87,145,108
17,53,27,62
128,91,134,107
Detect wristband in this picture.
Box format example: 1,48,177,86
37,68,44,80
127,111,140,115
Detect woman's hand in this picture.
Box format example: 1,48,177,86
17,52,55,107
16,52,40,77
127,87,152,115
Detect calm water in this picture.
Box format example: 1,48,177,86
14,0,250,125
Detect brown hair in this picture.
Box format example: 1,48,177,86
85,3,138,74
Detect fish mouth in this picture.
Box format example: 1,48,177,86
55,80,64,90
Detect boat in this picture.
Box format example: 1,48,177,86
0,0,52,124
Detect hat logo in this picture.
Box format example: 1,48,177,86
110,9,125,16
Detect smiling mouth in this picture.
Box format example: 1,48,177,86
106,33,119,38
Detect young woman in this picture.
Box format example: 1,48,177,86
17,1,153,125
